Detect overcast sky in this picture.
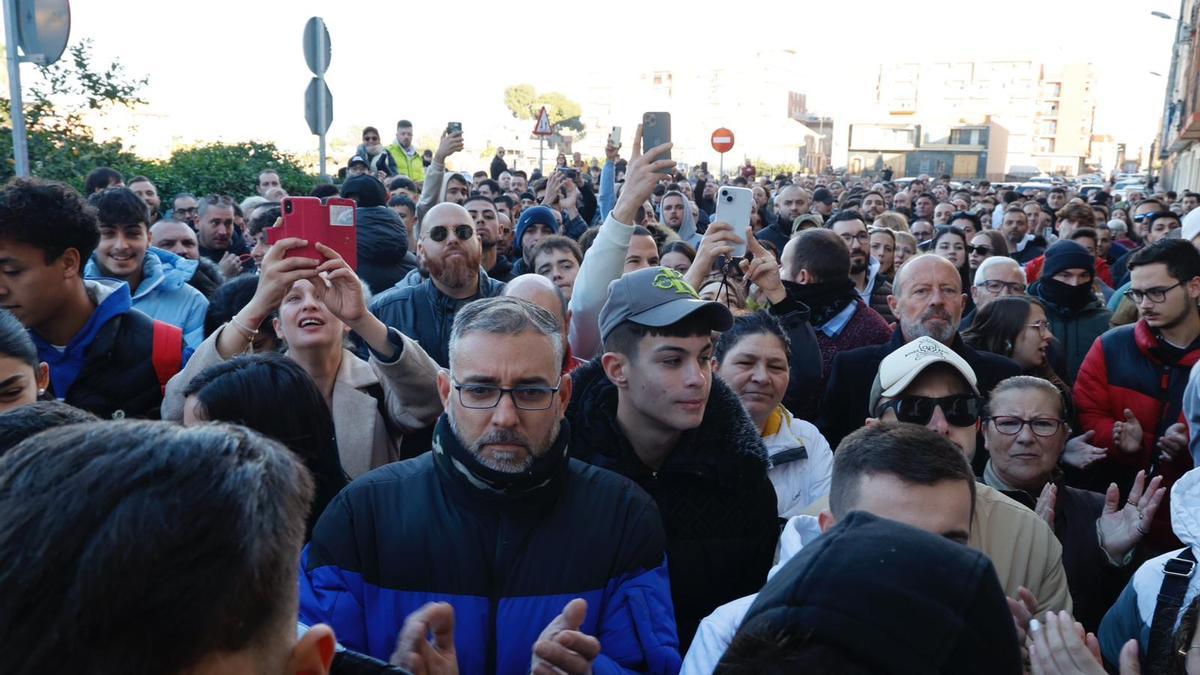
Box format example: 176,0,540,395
54,0,1180,158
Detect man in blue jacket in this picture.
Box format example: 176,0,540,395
84,187,209,347
300,296,681,674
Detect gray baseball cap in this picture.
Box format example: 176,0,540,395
598,266,733,342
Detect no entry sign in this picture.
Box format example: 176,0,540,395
711,128,735,153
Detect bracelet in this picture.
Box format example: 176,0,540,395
230,315,260,342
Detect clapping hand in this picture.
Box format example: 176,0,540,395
1156,422,1188,464
1097,470,1165,561
1028,610,1140,675
1035,482,1057,527
391,602,459,675
1112,409,1144,454
1062,431,1107,470
531,599,600,675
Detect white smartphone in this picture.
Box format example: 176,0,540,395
715,186,754,257
609,126,622,147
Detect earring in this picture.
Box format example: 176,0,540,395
1004,340,1013,354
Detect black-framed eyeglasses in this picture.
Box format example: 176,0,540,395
875,394,981,427
453,378,562,410
839,232,871,245
977,279,1027,295
986,416,1068,437
428,224,475,243
1128,282,1183,304
967,245,993,256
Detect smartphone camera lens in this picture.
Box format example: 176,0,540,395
284,201,293,214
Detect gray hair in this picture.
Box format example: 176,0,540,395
974,256,1026,286
985,375,1067,420
448,297,564,372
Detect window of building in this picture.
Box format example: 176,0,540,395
1043,82,1062,98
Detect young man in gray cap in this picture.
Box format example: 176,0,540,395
566,265,780,650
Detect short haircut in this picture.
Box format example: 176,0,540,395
825,210,866,230
478,178,501,195
949,211,980,231
603,312,713,358
785,228,850,282
310,183,340,199
1056,202,1095,227
1068,227,1098,244
87,187,150,229
362,126,380,138
397,119,413,128
714,311,790,364
495,194,516,210
0,401,97,456
974,255,1025,284
984,375,1067,420
388,195,416,211
0,420,313,674
448,296,563,372
511,169,528,179
1049,187,1067,195
173,191,197,204
0,177,100,271
84,167,123,195
388,176,418,193
1136,197,1166,211
257,169,280,183
1128,238,1200,283
530,234,583,266
247,205,281,238
464,194,496,208
127,175,153,187
196,194,234,220
828,422,976,519
0,307,35,366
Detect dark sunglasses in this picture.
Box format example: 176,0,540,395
428,224,475,242
967,245,993,256
876,394,981,427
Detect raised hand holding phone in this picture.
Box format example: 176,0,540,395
611,123,675,225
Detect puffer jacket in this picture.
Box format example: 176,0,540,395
566,358,780,649
760,406,833,518
1028,279,1112,386
369,270,506,367
1100,467,1200,669
1075,319,1199,550
86,247,209,348
354,206,409,295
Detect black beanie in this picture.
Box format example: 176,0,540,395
720,511,1021,674
1042,240,1094,280
340,175,389,208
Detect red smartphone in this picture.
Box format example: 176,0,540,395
267,197,357,269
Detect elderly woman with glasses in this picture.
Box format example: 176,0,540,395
981,375,1165,632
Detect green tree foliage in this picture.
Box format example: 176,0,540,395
0,39,315,198
502,84,584,133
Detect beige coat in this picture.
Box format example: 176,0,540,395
162,324,443,478
803,484,1072,614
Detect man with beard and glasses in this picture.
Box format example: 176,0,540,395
466,194,514,282
371,203,506,366
828,211,894,323
300,297,682,673
820,254,1020,450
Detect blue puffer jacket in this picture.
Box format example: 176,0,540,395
299,417,682,674
86,248,209,348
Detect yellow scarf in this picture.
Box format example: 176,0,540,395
761,405,785,438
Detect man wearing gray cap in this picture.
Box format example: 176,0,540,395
565,265,780,649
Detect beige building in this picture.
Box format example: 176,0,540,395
874,61,1096,176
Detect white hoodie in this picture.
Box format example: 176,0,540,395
681,515,823,675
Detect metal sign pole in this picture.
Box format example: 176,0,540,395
539,136,544,174
315,20,327,181
719,154,724,181
4,0,29,177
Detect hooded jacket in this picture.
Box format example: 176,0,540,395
353,206,409,294
655,199,701,247
354,143,399,177
31,279,180,420
370,270,507,367
299,417,682,674
85,247,210,348
717,512,1022,674
566,357,780,649
1074,319,1199,550
415,162,469,222
1100,467,1200,667
1028,278,1112,385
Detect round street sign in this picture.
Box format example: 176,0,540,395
303,16,331,76
711,128,735,153
16,0,70,66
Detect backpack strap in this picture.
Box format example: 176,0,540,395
151,321,184,394
1146,548,1197,672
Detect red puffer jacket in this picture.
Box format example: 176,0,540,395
1074,320,1198,551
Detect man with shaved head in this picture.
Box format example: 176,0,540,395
150,219,200,261
756,185,813,253
503,273,584,373
819,254,1021,450
371,202,506,366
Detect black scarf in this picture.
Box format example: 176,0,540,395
785,278,859,326
1039,277,1094,313
432,413,569,496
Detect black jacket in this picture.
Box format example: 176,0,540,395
765,294,824,420
355,206,409,294
187,257,224,298
755,221,791,256
369,270,506,366
52,308,169,420
489,155,508,180
819,329,1022,450
566,358,780,649
487,255,515,283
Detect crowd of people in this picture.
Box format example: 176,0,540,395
7,116,1200,673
